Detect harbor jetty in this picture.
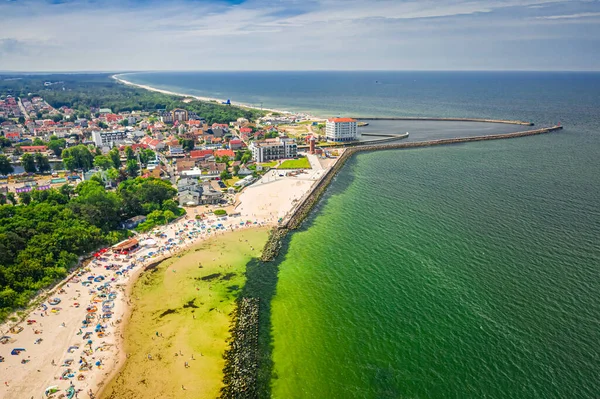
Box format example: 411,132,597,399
357,117,534,126
261,124,562,261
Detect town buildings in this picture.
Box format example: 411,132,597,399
249,137,297,162
326,118,358,142
177,177,223,206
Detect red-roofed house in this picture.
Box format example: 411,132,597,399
5,132,20,142
21,145,48,153
190,149,214,159
214,149,235,158
229,139,243,150
240,127,252,134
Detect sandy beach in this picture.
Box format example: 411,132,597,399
112,74,316,119
0,159,333,399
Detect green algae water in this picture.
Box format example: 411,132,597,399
270,132,600,398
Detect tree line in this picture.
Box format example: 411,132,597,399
0,177,180,321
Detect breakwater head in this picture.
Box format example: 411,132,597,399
357,117,534,126
261,124,562,262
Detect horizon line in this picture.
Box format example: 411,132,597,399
1,69,600,74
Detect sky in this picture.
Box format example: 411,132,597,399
0,0,599,71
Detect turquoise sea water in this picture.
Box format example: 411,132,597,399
127,72,600,398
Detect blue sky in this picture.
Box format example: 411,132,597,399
0,0,599,71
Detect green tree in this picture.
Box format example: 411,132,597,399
17,116,25,124
32,138,45,146
120,119,128,127
51,114,63,123
126,159,139,177
6,192,16,205
106,167,119,185
0,155,14,175
233,164,240,176
139,149,156,165
220,170,231,180
21,153,37,173
61,145,94,171
181,139,195,151
47,138,66,157
93,155,113,170
0,137,11,148
0,194,5,205
34,152,51,173
109,148,121,168
59,184,74,200
125,146,135,161
18,191,31,205
97,121,108,129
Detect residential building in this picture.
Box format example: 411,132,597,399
20,145,48,153
229,139,243,150
92,130,128,147
160,111,173,123
177,179,223,206
326,118,358,142
249,137,297,163
172,108,188,122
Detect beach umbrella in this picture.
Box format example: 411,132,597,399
11,348,25,355
45,386,59,397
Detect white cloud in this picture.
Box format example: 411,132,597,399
0,0,598,71
535,11,600,19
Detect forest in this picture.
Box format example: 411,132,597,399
0,177,180,321
0,73,265,124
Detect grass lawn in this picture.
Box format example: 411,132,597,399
278,157,311,169
260,160,279,168
225,176,240,187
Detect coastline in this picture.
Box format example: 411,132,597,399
112,74,316,119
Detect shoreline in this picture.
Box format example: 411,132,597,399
112,74,315,119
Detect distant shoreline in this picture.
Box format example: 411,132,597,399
111,74,320,119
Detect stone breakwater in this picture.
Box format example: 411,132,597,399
357,117,534,126
220,297,260,399
261,125,562,262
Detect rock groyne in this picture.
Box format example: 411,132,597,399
261,125,562,261
220,297,260,399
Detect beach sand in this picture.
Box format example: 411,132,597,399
100,228,269,399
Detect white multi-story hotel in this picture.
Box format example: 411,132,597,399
326,118,358,142
92,130,128,147
250,137,297,163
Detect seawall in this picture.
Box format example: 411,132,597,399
261,125,562,261
357,117,534,126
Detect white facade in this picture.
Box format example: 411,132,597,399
326,118,358,142
250,137,297,163
92,130,128,147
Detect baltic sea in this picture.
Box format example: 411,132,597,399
125,71,600,398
